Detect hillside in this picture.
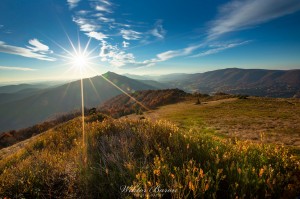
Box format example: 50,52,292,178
0,72,156,132
126,95,300,152
0,107,299,198
0,89,187,149
98,89,188,117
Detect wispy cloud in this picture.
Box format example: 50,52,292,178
122,41,129,48
0,40,56,61
108,43,204,69
150,20,166,39
95,5,112,13
76,10,91,15
208,0,300,39
67,0,80,9
120,29,142,40
98,16,115,23
191,41,250,57
0,65,36,71
115,40,251,69
0,25,12,34
27,38,53,53
132,0,300,68
156,44,204,61
99,0,111,6
72,17,100,32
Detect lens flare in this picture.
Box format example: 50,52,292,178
73,54,88,68
50,32,159,165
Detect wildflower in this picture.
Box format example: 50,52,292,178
259,168,264,177
153,169,161,176
199,168,204,178
237,168,241,175
170,173,175,179
205,183,209,191
189,181,195,191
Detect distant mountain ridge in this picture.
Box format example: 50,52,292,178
0,72,156,132
174,68,300,97
0,84,48,94
1,68,300,133
126,68,300,98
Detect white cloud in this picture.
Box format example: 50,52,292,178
117,40,249,69
98,16,115,23
94,13,104,17
76,10,91,15
85,31,108,41
108,44,203,69
72,17,100,32
99,41,136,67
150,20,166,39
98,39,244,69
0,66,36,71
114,22,131,28
156,44,203,61
100,0,111,6
191,41,250,57
95,5,112,13
67,0,80,9
0,41,56,61
208,0,300,39
122,41,129,48
27,39,52,53
120,29,142,40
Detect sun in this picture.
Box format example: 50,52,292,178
72,53,88,70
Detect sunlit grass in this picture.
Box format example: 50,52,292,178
139,97,300,148
0,116,299,198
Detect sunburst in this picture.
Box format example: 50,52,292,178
55,36,99,164
51,33,153,164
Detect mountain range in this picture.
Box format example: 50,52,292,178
125,68,300,97
0,72,154,132
0,68,300,133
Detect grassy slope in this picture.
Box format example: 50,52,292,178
0,97,300,198
128,97,300,150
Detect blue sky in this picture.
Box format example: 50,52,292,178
0,0,300,83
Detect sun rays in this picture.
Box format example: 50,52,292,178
50,32,154,164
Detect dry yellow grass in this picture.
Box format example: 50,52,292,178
125,97,300,150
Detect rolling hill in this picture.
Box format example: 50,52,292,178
0,72,156,132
